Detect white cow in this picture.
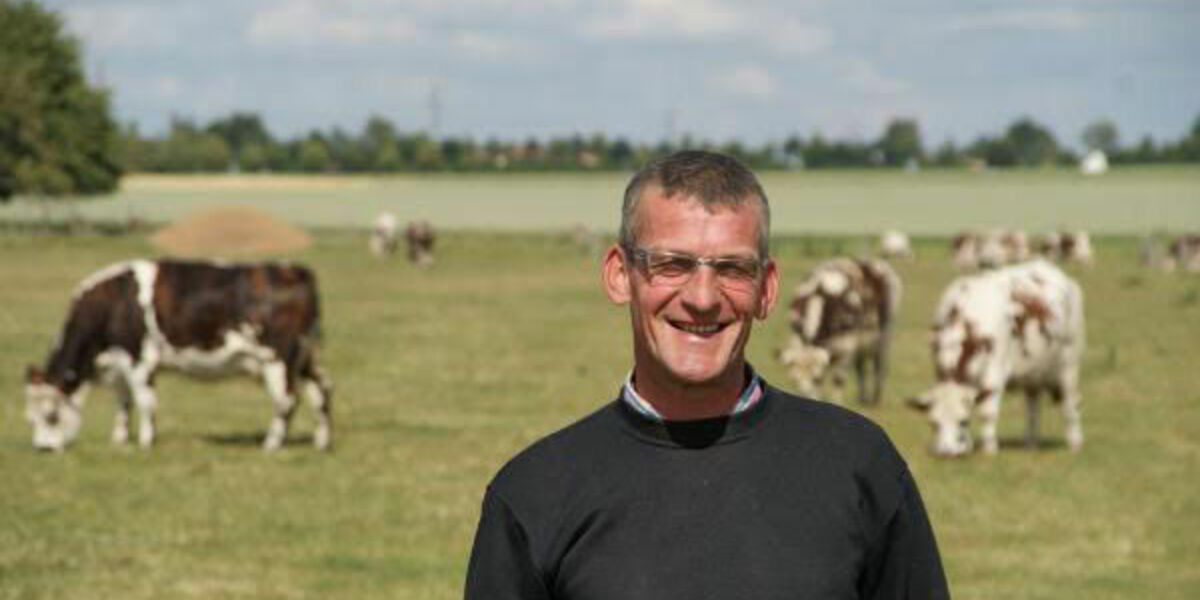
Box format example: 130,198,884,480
878,230,914,261
370,212,399,258
908,260,1084,457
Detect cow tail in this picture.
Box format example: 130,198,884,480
301,266,323,344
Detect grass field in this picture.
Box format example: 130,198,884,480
1,227,1198,599
1,166,1198,234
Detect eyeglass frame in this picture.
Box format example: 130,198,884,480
621,244,770,290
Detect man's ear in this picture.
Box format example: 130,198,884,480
26,365,44,384
756,259,780,320
602,244,631,305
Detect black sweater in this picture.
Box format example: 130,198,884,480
465,385,949,600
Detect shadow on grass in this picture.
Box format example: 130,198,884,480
996,436,1068,452
202,431,314,447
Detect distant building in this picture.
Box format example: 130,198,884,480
1080,150,1108,176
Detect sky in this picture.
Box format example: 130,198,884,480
41,0,1200,149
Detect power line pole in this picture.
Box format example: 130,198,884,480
428,81,443,139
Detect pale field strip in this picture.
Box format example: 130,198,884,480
2,168,1198,235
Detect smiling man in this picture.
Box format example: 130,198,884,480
465,151,949,600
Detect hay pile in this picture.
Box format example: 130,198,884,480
151,206,312,257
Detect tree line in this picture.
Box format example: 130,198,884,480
115,112,1200,176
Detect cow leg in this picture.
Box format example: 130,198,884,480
262,360,297,451
112,380,133,445
1024,388,1040,450
853,353,868,405
868,345,888,405
1057,373,1084,452
128,371,158,449
977,391,1003,455
303,366,333,451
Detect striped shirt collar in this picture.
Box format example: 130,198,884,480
620,366,764,422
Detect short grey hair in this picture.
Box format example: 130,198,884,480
619,150,771,258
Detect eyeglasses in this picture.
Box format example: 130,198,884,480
624,245,767,291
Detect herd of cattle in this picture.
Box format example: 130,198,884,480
19,226,1200,457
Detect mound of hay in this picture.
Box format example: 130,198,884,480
151,206,312,257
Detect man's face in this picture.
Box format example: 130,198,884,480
604,189,778,392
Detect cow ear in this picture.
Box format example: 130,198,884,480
26,365,45,384
906,394,932,411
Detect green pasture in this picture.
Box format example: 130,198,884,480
0,229,1198,599
0,166,1198,234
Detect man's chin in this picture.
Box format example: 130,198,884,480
665,360,739,388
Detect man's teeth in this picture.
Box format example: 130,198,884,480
677,323,721,334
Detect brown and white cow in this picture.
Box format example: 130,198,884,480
24,260,332,452
1033,230,1094,266
908,259,1084,457
778,258,901,405
406,220,436,267
952,230,1030,270
1166,234,1200,272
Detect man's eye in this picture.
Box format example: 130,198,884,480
715,260,757,280
651,257,695,276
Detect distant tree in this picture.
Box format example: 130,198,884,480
298,136,332,172
608,138,634,168
877,118,923,166
967,135,1016,167
1004,117,1058,167
931,139,961,167
0,0,121,201
1081,119,1119,154
160,118,230,171
239,142,268,172
205,112,271,169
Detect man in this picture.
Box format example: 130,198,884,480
465,151,949,599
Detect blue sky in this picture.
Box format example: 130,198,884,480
43,0,1200,149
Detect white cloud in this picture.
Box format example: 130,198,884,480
449,31,542,62
583,0,745,40
248,1,419,47
842,58,909,95
60,4,174,51
939,9,1090,33
152,76,182,100
710,65,776,101
763,19,833,57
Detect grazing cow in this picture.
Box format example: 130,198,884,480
778,258,901,405
879,230,914,261
952,230,1029,270
1167,234,1200,272
908,260,1084,457
1034,231,1094,266
369,212,399,258
406,220,436,267
24,260,332,452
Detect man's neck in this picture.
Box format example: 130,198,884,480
632,364,748,421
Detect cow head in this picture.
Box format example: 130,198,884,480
777,337,829,397
907,381,976,457
24,366,83,452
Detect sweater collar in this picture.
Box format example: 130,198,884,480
612,380,779,449
620,364,764,422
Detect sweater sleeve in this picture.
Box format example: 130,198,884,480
857,468,950,600
464,487,553,600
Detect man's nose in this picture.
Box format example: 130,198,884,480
680,265,721,311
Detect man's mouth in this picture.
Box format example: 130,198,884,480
669,320,727,336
